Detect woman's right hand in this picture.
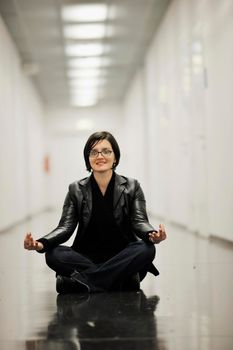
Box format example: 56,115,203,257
24,232,44,251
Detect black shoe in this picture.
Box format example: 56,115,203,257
122,273,140,291
71,271,91,293
56,275,90,294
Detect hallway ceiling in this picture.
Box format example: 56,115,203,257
0,0,170,108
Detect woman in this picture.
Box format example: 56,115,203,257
24,131,167,293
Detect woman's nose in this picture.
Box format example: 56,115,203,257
97,152,103,158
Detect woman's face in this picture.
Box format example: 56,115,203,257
89,139,116,174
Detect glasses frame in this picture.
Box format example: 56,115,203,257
89,149,113,158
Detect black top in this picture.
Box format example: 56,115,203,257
77,172,128,263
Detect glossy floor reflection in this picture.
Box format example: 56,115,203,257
0,211,233,350
37,291,161,350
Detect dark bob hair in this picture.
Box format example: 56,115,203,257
84,131,121,172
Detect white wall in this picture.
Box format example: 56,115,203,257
45,103,122,207
121,0,233,241
0,15,46,231
118,72,145,179
1,0,232,243
204,0,233,241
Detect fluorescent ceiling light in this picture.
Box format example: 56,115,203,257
69,78,106,89
69,78,105,88
71,96,98,107
61,4,108,22
68,57,111,68
70,87,98,97
68,57,102,68
73,100,97,107
67,69,100,79
70,91,99,100
70,84,99,91
67,69,102,78
63,24,106,40
65,43,104,57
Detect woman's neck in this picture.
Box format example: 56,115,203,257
93,170,113,192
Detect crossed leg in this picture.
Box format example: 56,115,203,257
45,241,156,292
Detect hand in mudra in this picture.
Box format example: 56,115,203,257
149,224,167,244
24,232,44,251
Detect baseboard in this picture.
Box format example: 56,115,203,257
0,207,54,234
210,234,233,248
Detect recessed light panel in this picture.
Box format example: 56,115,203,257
61,4,108,22
65,43,104,57
63,24,106,40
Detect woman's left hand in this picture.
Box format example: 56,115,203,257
149,224,167,244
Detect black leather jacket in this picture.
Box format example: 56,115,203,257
38,173,159,276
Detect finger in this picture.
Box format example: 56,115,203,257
149,237,156,243
159,223,163,230
149,233,155,241
149,231,156,235
159,228,166,237
160,224,165,232
28,243,35,250
149,233,160,243
24,241,30,249
150,231,159,237
27,239,34,249
160,231,166,241
24,235,31,248
25,233,31,240
152,233,160,241
32,240,37,249
149,232,159,240
24,236,29,243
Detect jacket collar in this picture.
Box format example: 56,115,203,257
79,176,92,212
79,172,127,210
113,173,127,209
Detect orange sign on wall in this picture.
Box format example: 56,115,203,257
44,155,50,174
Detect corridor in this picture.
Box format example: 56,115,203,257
0,211,232,350
0,0,233,349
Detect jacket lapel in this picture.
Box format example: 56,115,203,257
79,176,92,213
113,173,127,209
79,173,126,212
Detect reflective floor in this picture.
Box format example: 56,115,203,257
0,211,233,350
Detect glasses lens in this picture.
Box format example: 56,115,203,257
89,149,112,158
102,149,112,156
89,150,98,158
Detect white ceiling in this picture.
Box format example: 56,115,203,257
0,0,171,108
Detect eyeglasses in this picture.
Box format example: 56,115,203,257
89,148,113,158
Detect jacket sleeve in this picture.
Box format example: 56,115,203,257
130,181,157,242
37,190,78,252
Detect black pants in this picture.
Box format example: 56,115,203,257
45,241,156,291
